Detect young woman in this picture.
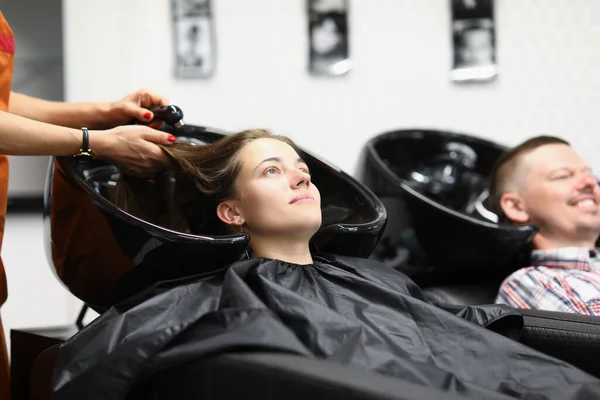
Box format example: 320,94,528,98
53,129,600,400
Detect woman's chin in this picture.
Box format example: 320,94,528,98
288,219,323,239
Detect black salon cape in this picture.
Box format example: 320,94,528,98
52,255,600,400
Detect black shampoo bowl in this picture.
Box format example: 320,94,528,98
357,129,537,292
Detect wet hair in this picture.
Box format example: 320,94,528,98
112,128,300,235
488,135,570,222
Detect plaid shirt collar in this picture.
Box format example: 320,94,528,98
531,247,600,272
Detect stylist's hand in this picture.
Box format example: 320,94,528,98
104,88,170,128
90,125,176,177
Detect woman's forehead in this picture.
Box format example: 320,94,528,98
240,138,299,164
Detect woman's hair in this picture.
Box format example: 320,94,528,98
112,128,300,235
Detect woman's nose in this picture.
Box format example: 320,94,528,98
293,170,311,188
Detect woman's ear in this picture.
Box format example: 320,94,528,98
216,200,244,227
499,192,529,224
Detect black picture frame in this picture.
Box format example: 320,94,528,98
171,0,216,79
308,0,351,76
450,0,497,83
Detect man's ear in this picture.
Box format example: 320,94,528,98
216,200,244,227
499,192,529,224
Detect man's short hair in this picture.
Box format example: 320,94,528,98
488,135,570,222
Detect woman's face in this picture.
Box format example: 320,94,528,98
223,138,322,238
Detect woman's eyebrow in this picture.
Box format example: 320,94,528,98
254,157,308,172
253,157,282,172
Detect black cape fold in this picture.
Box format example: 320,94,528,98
53,254,600,400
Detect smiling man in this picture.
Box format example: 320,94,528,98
490,135,600,315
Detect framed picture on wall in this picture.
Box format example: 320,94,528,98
308,0,351,76
450,0,497,83
171,0,215,79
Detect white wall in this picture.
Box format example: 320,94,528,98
63,0,600,176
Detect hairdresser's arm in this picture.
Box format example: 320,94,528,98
8,88,167,129
0,110,174,176
0,110,80,155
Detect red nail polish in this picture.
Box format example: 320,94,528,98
144,112,152,120
168,135,176,143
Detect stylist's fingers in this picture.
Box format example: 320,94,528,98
137,89,170,108
148,120,166,130
139,126,177,145
91,125,176,178
119,138,171,176
120,89,170,122
121,101,154,123
135,142,172,173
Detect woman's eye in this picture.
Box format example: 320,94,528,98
265,167,279,175
299,165,311,174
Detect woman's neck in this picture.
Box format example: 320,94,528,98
249,236,314,265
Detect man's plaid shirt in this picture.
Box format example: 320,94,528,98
495,247,600,315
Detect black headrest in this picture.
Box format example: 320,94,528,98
357,129,537,274
43,124,386,310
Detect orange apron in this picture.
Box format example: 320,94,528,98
0,10,14,399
